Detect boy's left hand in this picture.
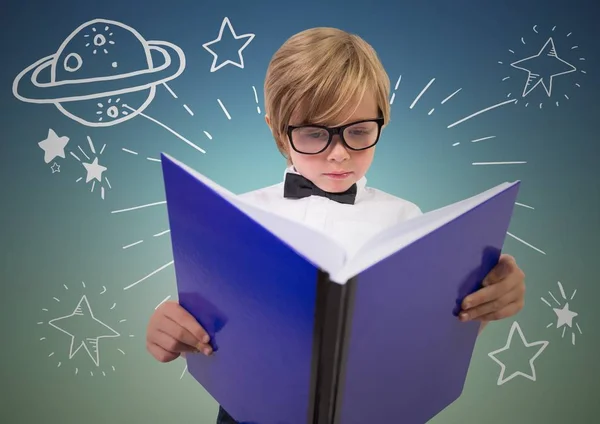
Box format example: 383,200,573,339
459,254,525,322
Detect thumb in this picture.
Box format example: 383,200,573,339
483,256,512,286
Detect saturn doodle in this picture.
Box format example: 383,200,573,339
13,18,186,127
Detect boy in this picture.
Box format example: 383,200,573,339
145,27,526,424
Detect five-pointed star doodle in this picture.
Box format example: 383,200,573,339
50,162,60,173
48,295,120,367
82,157,107,183
553,302,578,328
38,129,69,163
510,37,577,97
488,321,549,386
202,17,255,72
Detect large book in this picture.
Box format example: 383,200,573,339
160,153,520,424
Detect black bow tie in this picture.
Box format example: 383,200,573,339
283,172,357,205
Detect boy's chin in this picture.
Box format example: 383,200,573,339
318,178,356,193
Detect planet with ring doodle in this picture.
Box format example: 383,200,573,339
12,18,185,127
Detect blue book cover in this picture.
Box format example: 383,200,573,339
160,153,520,424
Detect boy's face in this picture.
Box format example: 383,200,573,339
283,91,379,193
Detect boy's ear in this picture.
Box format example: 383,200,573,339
265,115,271,129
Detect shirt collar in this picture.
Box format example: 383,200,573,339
282,166,367,202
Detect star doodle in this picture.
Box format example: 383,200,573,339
50,162,60,173
48,295,120,367
510,37,577,97
542,282,583,345
38,129,70,163
82,157,107,183
553,302,578,328
202,17,255,72
488,321,549,385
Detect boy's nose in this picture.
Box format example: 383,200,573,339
327,136,350,161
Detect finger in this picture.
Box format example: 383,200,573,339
482,254,517,286
146,341,180,363
152,328,213,356
162,303,210,344
462,280,515,310
155,317,208,352
148,326,200,353
460,288,522,321
476,300,524,321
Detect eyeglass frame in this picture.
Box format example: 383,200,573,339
286,117,385,155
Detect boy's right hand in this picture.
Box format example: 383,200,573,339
146,300,213,363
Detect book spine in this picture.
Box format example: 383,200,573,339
307,272,357,424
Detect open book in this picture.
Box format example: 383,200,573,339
160,153,520,424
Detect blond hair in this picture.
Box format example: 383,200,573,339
264,27,390,163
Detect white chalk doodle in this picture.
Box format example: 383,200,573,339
155,295,172,310
510,37,577,97
500,26,585,108
452,135,497,147
124,260,174,291
447,98,516,129
110,200,166,214
542,281,583,345
39,281,132,376
505,232,546,255
13,18,184,126
13,18,206,154
202,17,255,72
109,200,174,291
251,86,261,114
39,129,70,164
389,74,463,116
389,75,402,105
40,279,130,373
180,363,188,380
71,136,111,200
122,228,170,251
488,321,549,385
409,77,436,110
51,162,61,173
47,295,120,367
83,157,108,182
217,98,232,120
387,74,514,128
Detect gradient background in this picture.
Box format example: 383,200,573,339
1,0,598,423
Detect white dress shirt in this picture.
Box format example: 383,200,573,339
239,166,423,257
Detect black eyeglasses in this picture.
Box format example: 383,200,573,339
287,117,384,155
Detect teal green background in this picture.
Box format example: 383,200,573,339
1,0,598,423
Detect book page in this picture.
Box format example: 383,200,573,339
164,154,349,276
330,182,516,283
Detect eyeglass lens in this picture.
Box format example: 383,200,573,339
291,121,379,153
